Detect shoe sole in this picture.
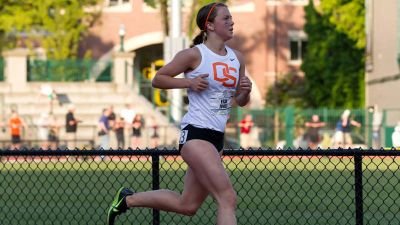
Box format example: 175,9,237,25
107,187,125,225
112,187,126,207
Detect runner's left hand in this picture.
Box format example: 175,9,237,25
238,76,252,95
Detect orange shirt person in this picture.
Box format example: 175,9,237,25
8,110,25,149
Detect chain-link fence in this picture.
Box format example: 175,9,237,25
1,149,400,225
229,107,368,149
27,59,112,82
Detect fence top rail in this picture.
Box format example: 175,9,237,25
0,149,400,156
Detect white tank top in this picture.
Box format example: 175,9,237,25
181,44,240,132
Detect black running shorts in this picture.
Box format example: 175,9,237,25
11,135,21,144
178,124,224,152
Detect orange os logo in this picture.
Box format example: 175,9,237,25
212,62,237,87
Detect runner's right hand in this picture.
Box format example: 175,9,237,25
189,74,209,92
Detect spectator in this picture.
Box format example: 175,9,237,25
332,109,361,148
371,105,383,148
0,114,5,133
130,114,144,148
120,104,135,127
149,116,159,148
304,114,325,149
238,114,254,149
8,110,26,149
36,113,49,149
39,84,58,114
65,104,81,150
108,105,117,148
47,114,60,149
114,116,125,149
392,122,400,148
294,127,309,149
108,105,116,127
98,108,111,150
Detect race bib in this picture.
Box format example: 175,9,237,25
179,130,188,144
209,90,235,115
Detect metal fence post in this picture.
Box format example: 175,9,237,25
354,153,363,225
284,106,294,148
152,154,160,225
367,109,373,148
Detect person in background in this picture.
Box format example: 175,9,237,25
238,114,254,149
120,104,135,128
130,114,144,148
392,122,400,149
332,109,361,148
47,114,60,149
149,116,160,148
65,104,81,150
114,116,125,149
8,110,26,150
37,113,49,149
304,114,325,149
371,105,383,149
108,105,117,148
108,105,116,127
98,108,111,150
0,115,5,133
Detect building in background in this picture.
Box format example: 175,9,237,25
365,0,400,125
82,0,309,107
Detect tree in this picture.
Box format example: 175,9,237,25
266,73,307,108
320,0,365,49
0,0,101,59
301,1,365,108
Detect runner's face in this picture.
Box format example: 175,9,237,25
212,7,234,41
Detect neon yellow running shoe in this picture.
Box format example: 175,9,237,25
107,187,134,225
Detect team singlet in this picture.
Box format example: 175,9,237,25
181,44,240,132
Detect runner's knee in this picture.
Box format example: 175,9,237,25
215,188,237,209
180,202,201,216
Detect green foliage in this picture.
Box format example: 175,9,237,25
143,0,157,8
0,0,101,59
266,73,307,108
320,0,365,49
301,1,365,108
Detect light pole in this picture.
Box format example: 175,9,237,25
168,0,184,123
119,24,125,52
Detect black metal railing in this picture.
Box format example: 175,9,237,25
1,149,400,225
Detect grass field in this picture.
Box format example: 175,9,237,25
1,155,400,225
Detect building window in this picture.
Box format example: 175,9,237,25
107,0,130,7
288,30,307,62
104,0,132,12
109,0,118,6
288,0,309,6
290,39,307,61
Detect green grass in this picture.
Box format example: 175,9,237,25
1,156,400,224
